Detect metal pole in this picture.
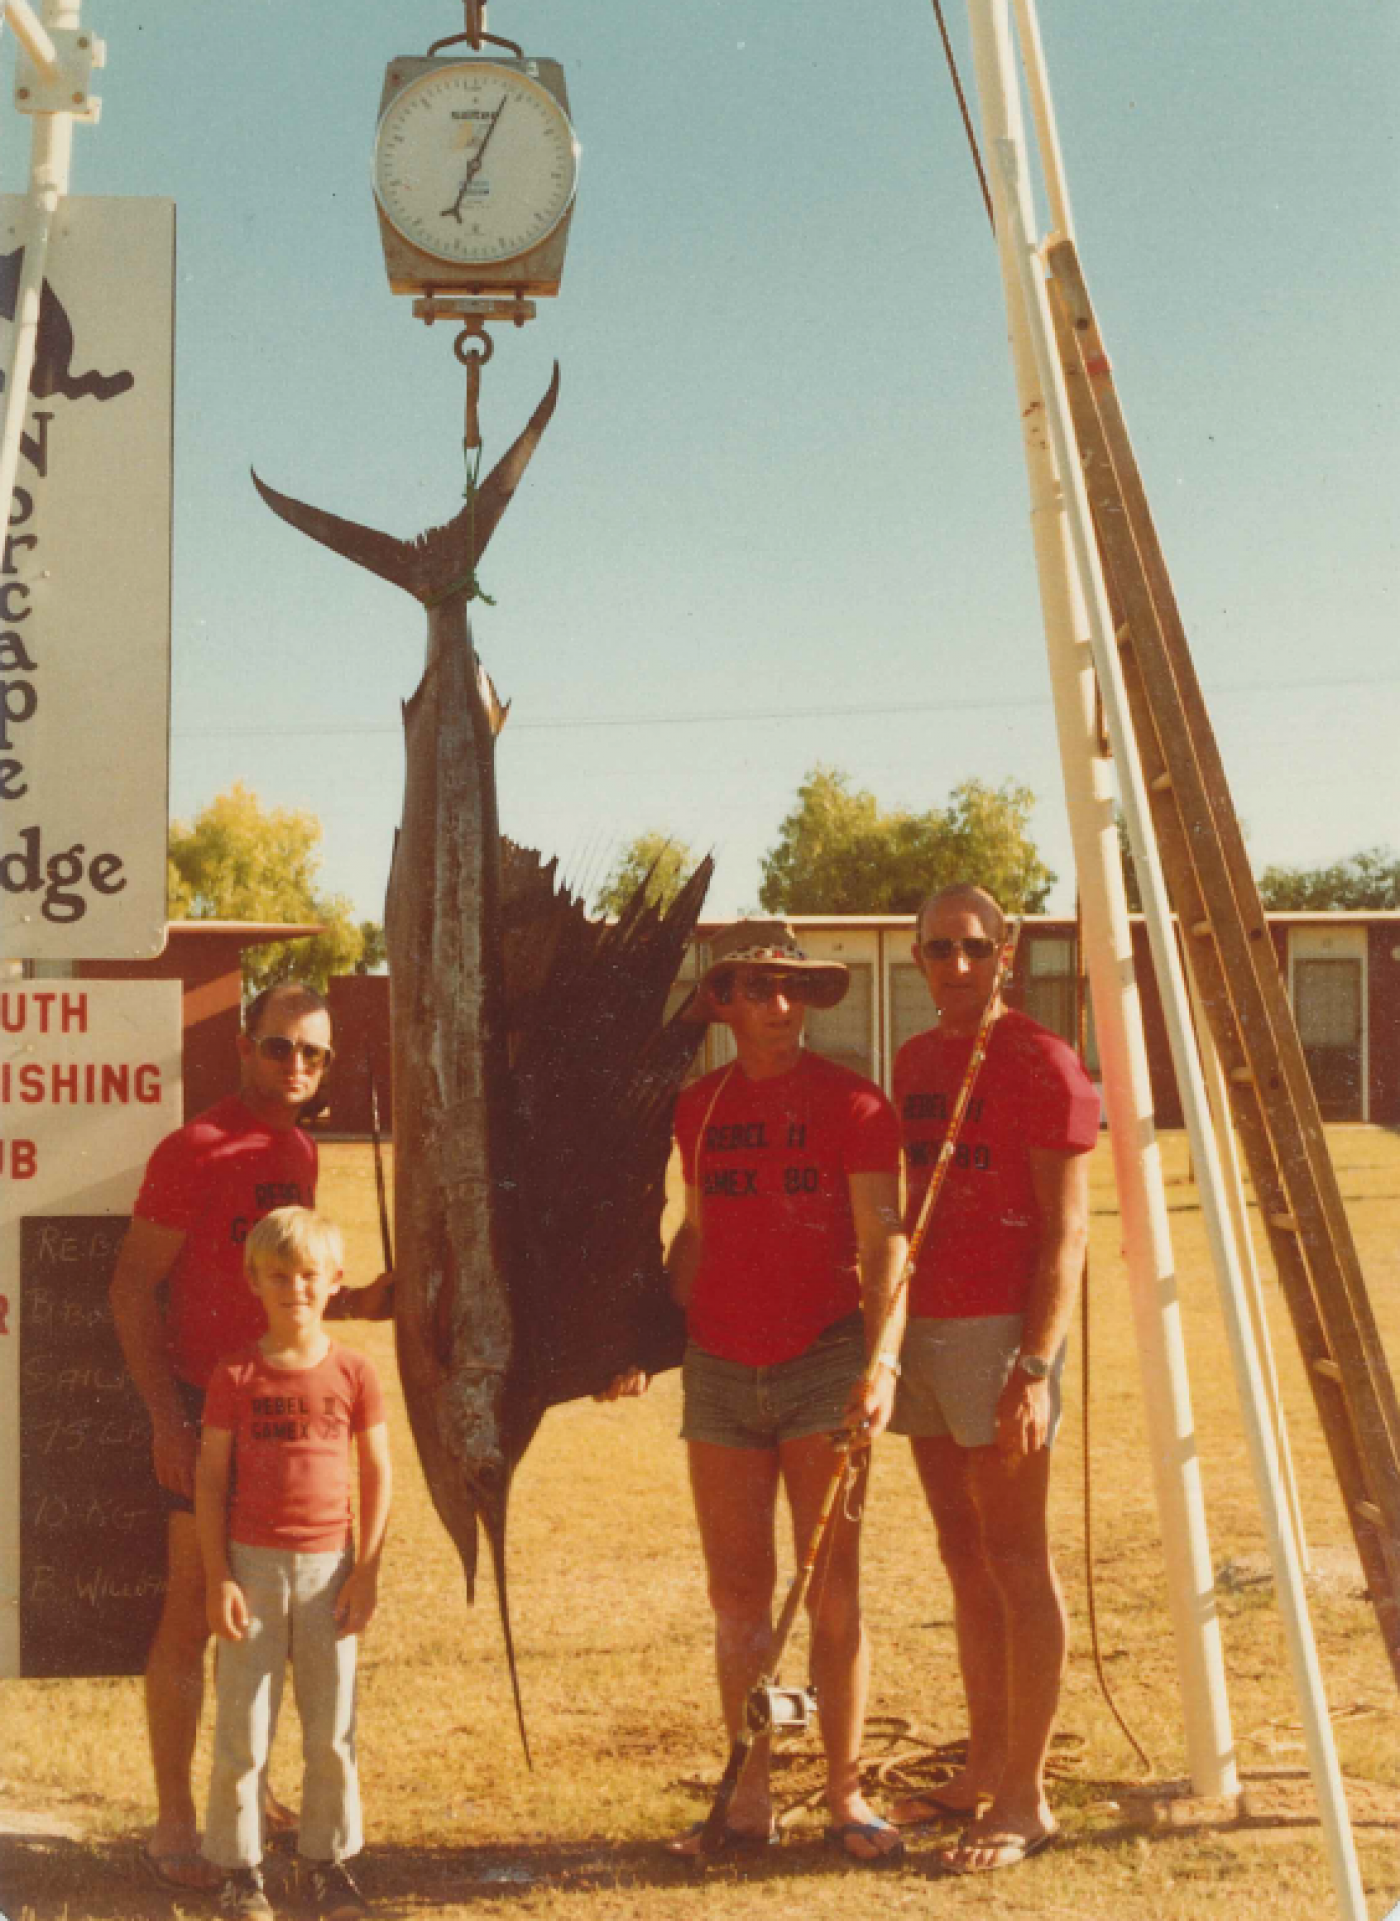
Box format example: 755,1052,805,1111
1183,921,1312,1574
1010,0,1073,240
963,0,1238,1799
0,0,78,539
2,1,59,78
988,109,1367,1921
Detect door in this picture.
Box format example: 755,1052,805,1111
1290,929,1366,1122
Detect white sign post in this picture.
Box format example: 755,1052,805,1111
0,979,181,1675
0,194,173,960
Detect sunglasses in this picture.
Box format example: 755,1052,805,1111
919,936,997,963
733,970,819,1005
256,1035,334,1071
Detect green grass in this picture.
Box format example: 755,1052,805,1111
2,1129,1398,1919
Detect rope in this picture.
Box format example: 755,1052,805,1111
1075,893,1153,1775
929,0,995,232
423,441,497,610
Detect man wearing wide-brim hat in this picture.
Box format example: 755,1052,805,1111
663,919,908,1865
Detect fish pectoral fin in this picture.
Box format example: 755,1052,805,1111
476,660,509,738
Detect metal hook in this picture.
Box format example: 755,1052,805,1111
428,3,525,60
454,323,494,451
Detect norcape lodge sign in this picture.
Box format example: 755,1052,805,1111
0,197,172,960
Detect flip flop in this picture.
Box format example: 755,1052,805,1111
666,1819,780,1860
824,1817,906,1867
141,1846,223,1892
888,1788,991,1830
939,1824,1058,1875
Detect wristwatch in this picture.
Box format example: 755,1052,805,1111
1015,1351,1053,1381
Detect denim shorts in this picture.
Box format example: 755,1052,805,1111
890,1314,1065,1449
680,1313,865,1450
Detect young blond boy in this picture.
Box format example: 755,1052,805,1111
196,1207,392,1920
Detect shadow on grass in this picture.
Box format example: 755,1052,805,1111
7,1781,1395,1919
0,1822,1014,1918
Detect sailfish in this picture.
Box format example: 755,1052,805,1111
252,368,711,1753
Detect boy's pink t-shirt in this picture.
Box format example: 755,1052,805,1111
203,1341,385,1553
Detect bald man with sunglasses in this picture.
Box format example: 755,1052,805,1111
111,982,392,1892
887,885,1098,1875
664,920,908,1865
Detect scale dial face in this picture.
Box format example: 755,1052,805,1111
373,62,579,266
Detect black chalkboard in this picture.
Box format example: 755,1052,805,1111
19,1216,166,1677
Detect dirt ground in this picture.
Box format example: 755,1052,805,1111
3,1129,1398,1920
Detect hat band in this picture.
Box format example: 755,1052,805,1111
715,943,813,966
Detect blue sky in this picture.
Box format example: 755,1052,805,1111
9,0,1397,921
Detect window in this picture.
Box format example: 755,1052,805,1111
1023,936,1077,1046
806,962,874,1081
890,961,935,1062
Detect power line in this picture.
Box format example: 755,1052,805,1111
172,671,1400,742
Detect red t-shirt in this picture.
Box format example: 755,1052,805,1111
675,1049,900,1366
895,1009,1099,1320
203,1341,386,1554
133,1095,318,1388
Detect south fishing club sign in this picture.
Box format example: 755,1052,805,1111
0,197,172,960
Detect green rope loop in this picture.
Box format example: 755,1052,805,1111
423,439,497,610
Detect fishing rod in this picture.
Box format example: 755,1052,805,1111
367,1052,394,1273
693,921,1023,1856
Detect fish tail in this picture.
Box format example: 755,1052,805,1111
252,364,559,609
480,1510,533,1769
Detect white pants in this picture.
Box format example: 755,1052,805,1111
203,1543,363,1869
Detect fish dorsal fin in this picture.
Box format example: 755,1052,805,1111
499,838,582,1046
504,852,714,1407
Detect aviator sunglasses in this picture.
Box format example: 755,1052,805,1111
919,936,998,963
732,969,821,1005
255,1035,334,1070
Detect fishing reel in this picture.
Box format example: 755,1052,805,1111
745,1682,818,1738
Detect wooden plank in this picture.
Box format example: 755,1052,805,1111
1048,236,1400,1464
1047,261,1400,1684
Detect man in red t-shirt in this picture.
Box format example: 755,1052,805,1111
111,982,392,1891
664,920,908,1866
888,885,1098,1874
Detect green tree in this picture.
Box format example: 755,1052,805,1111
593,830,699,918
167,783,380,993
758,766,1055,915
1258,845,1400,912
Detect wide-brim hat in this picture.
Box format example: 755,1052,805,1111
697,918,849,1012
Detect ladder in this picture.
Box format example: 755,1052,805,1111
1045,235,1400,1693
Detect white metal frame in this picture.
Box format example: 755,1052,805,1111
964,4,1365,1913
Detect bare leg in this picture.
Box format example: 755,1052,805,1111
669,1439,780,1848
892,1435,1006,1821
779,1434,898,1859
144,1515,220,1887
942,1446,1062,1870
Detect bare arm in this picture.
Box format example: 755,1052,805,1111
109,1217,194,1496
335,1422,392,1637
995,1146,1091,1460
665,1181,704,1311
843,1168,909,1441
195,1425,246,1641
326,1270,395,1322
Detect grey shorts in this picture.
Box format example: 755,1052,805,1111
890,1315,1066,1449
680,1313,865,1450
